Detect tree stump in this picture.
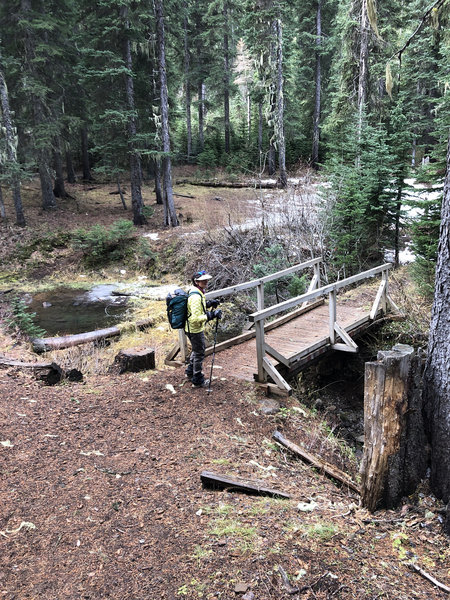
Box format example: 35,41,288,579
111,347,155,374
0,358,82,385
360,344,427,512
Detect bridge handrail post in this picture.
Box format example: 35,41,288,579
328,288,337,344
382,268,388,313
314,261,321,289
255,319,266,382
256,283,264,311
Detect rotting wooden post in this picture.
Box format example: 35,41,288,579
328,288,336,344
254,319,266,382
256,282,264,311
178,329,189,362
360,344,426,512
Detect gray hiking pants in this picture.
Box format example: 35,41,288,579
186,331,206,384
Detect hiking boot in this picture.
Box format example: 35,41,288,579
192,378,210,388
185,369,193,380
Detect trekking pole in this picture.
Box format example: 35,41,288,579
207,316,220,394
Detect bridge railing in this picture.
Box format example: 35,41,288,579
166,257,323,365
248,263,396,391
204,257,323,310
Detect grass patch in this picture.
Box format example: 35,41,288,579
209,518,256,539
305,522,338,542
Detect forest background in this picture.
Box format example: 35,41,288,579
0,0,448,283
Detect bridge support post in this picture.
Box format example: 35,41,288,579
328,289,337,344
178,329,189,362
255,319,266,382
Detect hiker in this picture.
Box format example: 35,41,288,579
185,270,222,388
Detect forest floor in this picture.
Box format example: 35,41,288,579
0,169,449,599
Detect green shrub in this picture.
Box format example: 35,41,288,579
72,220,136,266
6,297,46,339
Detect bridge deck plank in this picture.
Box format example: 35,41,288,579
209,284,378,383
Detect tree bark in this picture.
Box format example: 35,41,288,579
360,345,427,512
275,17,287,187
0,58,26,226
311,0,322,170
423,135,450,503
121,6,146,226
154,0,179,227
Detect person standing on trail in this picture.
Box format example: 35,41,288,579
185,270,222,388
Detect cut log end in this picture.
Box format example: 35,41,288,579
110,347,156,374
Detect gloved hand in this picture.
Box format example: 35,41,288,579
207,309,222,321
206,299,220,309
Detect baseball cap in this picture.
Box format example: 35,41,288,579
193,270,212,281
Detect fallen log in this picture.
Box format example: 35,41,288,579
175,179,279,189
0,357,82,385
272,430,360,494
31,317,154,353
200,470,291,499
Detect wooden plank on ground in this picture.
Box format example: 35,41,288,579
200,470,291,499
273,431,360,494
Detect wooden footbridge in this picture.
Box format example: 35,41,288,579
165,258,399,395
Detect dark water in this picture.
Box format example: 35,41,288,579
27,285,129,336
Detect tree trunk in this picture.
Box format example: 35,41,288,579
155,0,179,227
38,154,56,210
360,345,427,512
357,0,369,142
183,3,192,162
275,18,287,188
21,0,56,211
0,58,26,226
223,1,231,154
81,125,92,181
0,184,5,219
65,150,77,184
394,184,403,268
53,138,67,198
154,158,163,205
258,99,263,160
121,6,146,226
198,81,205,152
423,135,450,504
311,0,322,170
117,176,127,210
